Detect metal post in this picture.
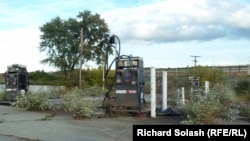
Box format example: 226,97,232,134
205,81,209,95
79,28,83,89
177,88,180,104
181,87,185,105
162,71,167,111
150,67,156,118
102,64,105,90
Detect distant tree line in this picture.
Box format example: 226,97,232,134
27,66,250,98
28,67,108,89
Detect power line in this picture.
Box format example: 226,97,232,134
191,55,201,67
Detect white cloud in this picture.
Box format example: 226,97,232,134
0,25,56,72
0,0,249,72
103,0,250,43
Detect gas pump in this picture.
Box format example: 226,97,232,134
188,76,200,92
4,64,29,101
115,56,145,108
102,35,146,115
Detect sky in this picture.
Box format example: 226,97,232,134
0,0,250,73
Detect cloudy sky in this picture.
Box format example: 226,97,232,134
0,0,250,72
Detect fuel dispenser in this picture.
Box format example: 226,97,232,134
4,64,29,101
188,76,200,92
115,56,145,109
102,35,146,115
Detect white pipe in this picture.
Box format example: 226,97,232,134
181,87,185,105
150,67,156,118
205,81,209,95
162,71,167,111
177,88,180,101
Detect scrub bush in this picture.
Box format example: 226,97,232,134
82,85,105,96
180,83,237,125
15,92,52,111
0,91,7,101
62,89,98,119
239,105,250,119
235,79,250,95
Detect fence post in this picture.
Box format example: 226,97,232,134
162,71,167,111
150,67,156,118
181,87,185,105
205,81,209,95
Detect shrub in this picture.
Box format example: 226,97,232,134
62,89,98,119
180,83,237,125
239,105,250,119
82,85,105,96
0,91,7,101
235,79,250,98
15,92,53,111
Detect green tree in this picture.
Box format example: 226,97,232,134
188,66,224,88
39,10,111,78
29,70,56,85
83,67,104,87
235,79,250,96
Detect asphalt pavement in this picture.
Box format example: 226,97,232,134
0,105,123,141
0,104,185,141
1,101,249,141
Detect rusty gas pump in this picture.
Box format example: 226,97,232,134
102,35,146,116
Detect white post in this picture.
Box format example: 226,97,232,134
150,67,156,118
205,81,209,94
79,28,83,88
162,71,167,111
181,87,185,105
177,88,180,105
102,64,105,90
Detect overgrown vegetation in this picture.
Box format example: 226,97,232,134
234,79,250,119
28,67,109,89
187,66,224,88
235,79,250,98
163,66,250,124
179,83,237,125
4,65,250,122
28,70,57,85
13,86,104,119
15,92,53,111
0,91,7,101
62,88,102,119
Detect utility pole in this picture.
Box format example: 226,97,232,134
79,28,83,89
191,55,201,67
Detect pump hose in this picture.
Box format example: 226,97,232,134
102,36,146,112
102,38,121,108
